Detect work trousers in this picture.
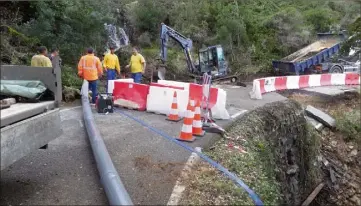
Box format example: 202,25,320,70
106,69,117,93
88,80,97,104
131,72,142,83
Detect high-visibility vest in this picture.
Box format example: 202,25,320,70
79,55,101,81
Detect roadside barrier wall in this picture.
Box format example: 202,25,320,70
250,73,361,99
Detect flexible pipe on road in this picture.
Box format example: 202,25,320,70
81,81,133,205
115,108,264,206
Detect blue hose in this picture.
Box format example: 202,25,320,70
114,108,264,206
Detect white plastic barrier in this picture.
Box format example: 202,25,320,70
146,86,189,117
107,78,134,94
211,88,230,120
147,82,230,120
157,80,190,90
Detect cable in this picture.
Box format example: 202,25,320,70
114,108,264,206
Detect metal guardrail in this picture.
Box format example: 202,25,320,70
81,81,133,205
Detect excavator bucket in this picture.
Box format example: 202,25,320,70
157,66,166,80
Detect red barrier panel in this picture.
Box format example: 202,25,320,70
345,73,360,85
189,83,218,109
275,77,287,91
320,74,332,86
150,82,184,90
298,75,310,88
113,82,149,111
258,79,266,94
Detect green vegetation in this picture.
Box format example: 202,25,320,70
0,0,360,88
180,138,282,205
334,108,361,143
61,66,83,89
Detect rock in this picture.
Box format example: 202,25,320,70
286,165,299,175
350,195,361,205
329,168,337,183
349,149,358,157
331,141,338,147
305,105,336,128
350,182,359,189
63,86,81,102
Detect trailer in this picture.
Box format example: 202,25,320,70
1,57,63,170
272,33,350,75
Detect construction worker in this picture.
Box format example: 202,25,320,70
48,48,59,61
126,47,146,83
77,48,103,104
103,46,120,92
48,48,62,67
31,46,52,67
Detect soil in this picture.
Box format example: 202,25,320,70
133,155,184,184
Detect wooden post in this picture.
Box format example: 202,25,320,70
301,182,325,206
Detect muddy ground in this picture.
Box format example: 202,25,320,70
179,90,360,206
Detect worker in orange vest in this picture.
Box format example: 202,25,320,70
77,48,103,104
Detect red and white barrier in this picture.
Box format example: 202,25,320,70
113,82,149,110
157,80,190,90
107,78,134,94
146,80,230,119
110,79,230,119
250,73,361,99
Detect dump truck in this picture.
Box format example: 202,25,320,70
1,57,63,170
271,32,359,75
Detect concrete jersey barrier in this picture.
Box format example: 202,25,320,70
250,73,361,99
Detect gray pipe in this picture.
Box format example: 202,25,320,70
81,81,133,205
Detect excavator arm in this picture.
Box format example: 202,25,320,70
160,23,196,73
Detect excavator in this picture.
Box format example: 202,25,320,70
147,23,241,84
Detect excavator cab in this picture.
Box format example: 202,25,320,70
198,45,228,77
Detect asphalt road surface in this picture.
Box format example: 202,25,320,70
1,84,289,205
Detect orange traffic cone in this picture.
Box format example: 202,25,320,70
177,100,196,142
192,101,206,137
167,91,182,122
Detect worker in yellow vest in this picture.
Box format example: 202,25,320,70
103,46,120,93
126,47,146,83
31,46,52,67
77,48,103,104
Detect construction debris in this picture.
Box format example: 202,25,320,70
305,116,324,131
305,105,336,129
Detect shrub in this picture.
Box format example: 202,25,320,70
61,65,83,89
